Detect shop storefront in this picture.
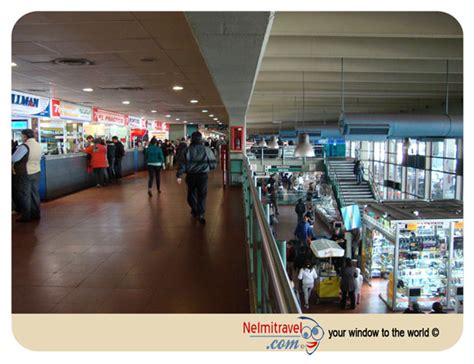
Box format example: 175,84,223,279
11,90,51,143
128,116,147,147
89,108,130,147
361,200,463,311
148,121,170,141
40,99,92,154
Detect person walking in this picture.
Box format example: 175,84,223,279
145,137,165,196
112,136,125,181
176,137,187,161
353,159,364,185
295,198,306,223
176,131,217,225
294,215,315,257
340,258,358,310
298,261,318,309
165,140,175,169
12,129,42,222
85,138,108,187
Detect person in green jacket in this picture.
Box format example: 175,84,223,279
144,137,165,196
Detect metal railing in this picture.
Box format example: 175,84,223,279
323,153,347,208
365,167,383,202
242,158,302,313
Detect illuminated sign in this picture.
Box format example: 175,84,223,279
11,90,50,117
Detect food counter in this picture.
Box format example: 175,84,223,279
39,149,145,200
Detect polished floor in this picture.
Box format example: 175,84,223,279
12,168,250,313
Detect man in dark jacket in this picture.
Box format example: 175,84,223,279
112,136,125,180
176,131,217,225
295,198,306,223
106,140,116,184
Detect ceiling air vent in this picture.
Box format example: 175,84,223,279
99,87,144,91
27,89,47,92
52,58,94,66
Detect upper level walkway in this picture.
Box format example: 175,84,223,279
12,169,249,313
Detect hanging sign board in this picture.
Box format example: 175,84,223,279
93,108,128,126
266,165,303,173
128,116,145,129
51,99,91,122
12,90,50,117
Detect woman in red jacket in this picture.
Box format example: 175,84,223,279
85,138,108,187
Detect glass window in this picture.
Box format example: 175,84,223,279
431,157,444,172
388,164,402,183
431,172,456,199
396,141,404,164
389,140,397,153
418,141,426,156
432,141,444,157
445,139,457,158
408,140,417,156
444,159,457,174
417,169,425,197
373,161,385,186
407,167,417,196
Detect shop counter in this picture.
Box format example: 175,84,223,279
40,149,145,201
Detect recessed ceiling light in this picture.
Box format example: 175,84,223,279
82,88,93,92
172,85,184,91
122,101,130,105
165,115,171,118
209,114,214,117
11,62,17,67
213,118,218,121
183,120,188,123
176,118,180,121
151,110,157,113
190,100,199,104
202,110,208,113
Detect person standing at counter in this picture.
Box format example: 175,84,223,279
145,137,165,196
106,140,116,184
176,131,217,225
112,136,125,181
85,138,108,188
340,258,358,310
12,129,42,222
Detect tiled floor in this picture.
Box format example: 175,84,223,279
12,168,250,313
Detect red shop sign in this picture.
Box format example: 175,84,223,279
152,121,170,132
93,107,128,126
51,99,61,118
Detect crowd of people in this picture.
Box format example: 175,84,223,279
12,129,224,226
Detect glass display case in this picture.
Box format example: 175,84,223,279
362,202,463,311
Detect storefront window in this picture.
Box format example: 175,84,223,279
418,141,426,156
397,222,450,310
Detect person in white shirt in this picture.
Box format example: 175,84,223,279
354,266,364,305
298,261,318,309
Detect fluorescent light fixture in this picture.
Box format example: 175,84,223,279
190,99,199,104
151,110,157,113
172,85,184,91
165,115,171,118
122,101,130,105
82,88,93,92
